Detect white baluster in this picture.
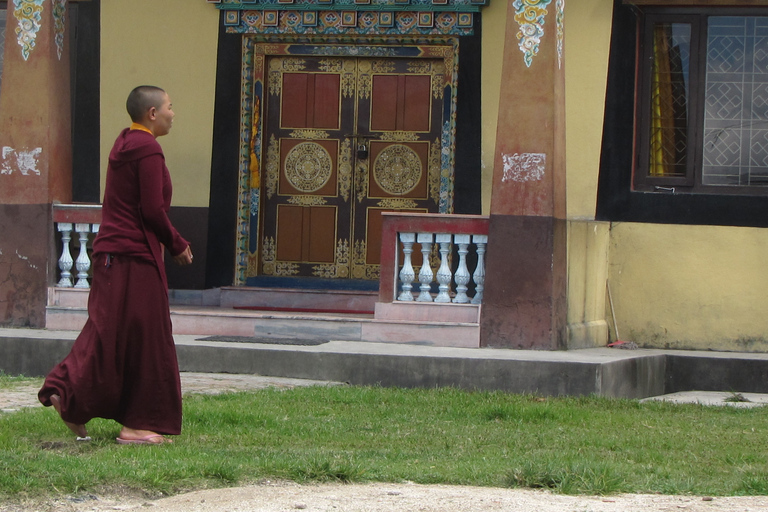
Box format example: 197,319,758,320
397,232,416,301
472,234,487,304
74,223,92,289
453,234,471,303
57,223,74,287
416,232,434,302
434,233,453,303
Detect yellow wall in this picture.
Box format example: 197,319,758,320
608,223,768,351
564,0,613,220
100,0,219,207
562,1,614,347
480,0,505,215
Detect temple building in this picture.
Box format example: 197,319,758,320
1,0,768,353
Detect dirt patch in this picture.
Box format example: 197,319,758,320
3,481,768,512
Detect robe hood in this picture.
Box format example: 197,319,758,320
108,127,163,167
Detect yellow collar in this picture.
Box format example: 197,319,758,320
129,123,154,136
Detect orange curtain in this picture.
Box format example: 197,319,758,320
650,24,677,177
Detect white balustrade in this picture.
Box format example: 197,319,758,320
452,234,471,304
416,232,434,302
56,221,100,289
396,229,488,304
471,234,487,304
397,232,416,301
57,223,74,287
434,233,453,303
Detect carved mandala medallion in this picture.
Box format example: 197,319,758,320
373,145,422,196
284,142,333,193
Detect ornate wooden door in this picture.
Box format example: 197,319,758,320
260,56,444,281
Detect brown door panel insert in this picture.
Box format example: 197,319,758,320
276,205,337,263
281,73,341,130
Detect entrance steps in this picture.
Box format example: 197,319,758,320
46,286,481,348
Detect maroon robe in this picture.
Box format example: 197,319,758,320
39,128,189,435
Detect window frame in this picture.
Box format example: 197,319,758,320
634,7,768,196
596,1,768,228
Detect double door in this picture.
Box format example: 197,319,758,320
259,56,444,280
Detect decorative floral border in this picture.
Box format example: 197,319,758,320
13,0,44,61
53,0,66,60
227,10,474,36
513,0,552,68
217,0,485,8
556,0,564,69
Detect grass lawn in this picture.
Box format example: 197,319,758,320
2,374,768,500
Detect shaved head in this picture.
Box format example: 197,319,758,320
126,86,167,122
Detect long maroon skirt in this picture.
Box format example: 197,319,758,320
39,253,182,435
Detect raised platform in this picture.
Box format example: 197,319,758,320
4,328,768,399
46,287,482,348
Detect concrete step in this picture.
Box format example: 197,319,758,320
46,305,480,348
6,327,768,399
47,287,481,348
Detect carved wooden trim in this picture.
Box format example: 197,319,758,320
625,0,768,5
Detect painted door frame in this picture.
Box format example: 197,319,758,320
233,38,460,286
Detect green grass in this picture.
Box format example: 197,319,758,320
0,371,38,389
2,381,768,500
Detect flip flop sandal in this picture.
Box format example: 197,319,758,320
116,435,171,445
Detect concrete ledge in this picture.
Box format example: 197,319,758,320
4,329,767,398
220,286,377,312
361,322,479,348
174,342,602,394
0,331,78,378
665,352,768,393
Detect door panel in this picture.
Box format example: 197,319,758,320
261,56,443,280
281,73,341,129
351,59,443,277
276,205,337,263
278,139,338,196
368,140,430,199
370,74,432,132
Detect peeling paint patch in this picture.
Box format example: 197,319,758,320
15,250,39,270
1,146,42,176
502,152,546,182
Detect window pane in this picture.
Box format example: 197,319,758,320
649,23,691,178
703,17,768,187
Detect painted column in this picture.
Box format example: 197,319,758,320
0,0,71,326
480,0,567,349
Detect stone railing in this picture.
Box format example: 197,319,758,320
52,203,102,288
378,212,490,305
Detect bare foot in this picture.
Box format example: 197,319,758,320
49,394,89,439
117,427,172,445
